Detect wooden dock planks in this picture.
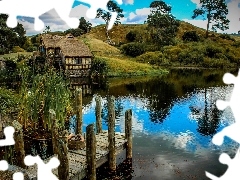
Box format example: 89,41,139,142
21,131,126,180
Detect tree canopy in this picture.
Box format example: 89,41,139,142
0,14,26,54
96,0,124,40
146,0,180,48
192,0,229,38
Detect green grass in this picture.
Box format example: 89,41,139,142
79,35,168,77
0,52,33,59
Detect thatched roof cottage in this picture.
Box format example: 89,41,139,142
39,34,93,77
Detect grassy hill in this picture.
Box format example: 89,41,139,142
79,34,168,76
86,21,240,69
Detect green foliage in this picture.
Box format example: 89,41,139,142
120,42,145,57
219,34,235,41
126,31,137,42
205,45,224,58
162,46,183,62
192,0,229,38
64,28,84,37
90,57,109,76
0,87,19,116
202,57,233,68
136,51,171,66
19,68,72,130
146,0,180,47
78,17,92,34
178,49,204,65
0,14,26,53
182,31,200,42
12,46,25,53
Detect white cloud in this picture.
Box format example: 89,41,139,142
183,0,240,34
124,8,151,24
123,0,134,5
19,4,105,35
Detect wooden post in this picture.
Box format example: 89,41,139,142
50,109,59,155
95,95,102,134
57,138,69,180
86,124,96,180
12,120,26,168
75,88,83,135
125,109,132,159
108,96,116,172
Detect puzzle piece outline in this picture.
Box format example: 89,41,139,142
206,69,240,179
0,0,123,31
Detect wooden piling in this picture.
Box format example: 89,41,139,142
57,138,69,180
76,88,83,135
12,120,26,168
108,96,116,172
86,124,96,180
50,109,59,155
95,95,102,134
125,109,132,159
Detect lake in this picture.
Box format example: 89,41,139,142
71,68,239,180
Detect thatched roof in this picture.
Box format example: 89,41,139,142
41,34,93,57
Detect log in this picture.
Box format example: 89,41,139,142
86,124,96,180
57,138,69,180
108,96,116,172
75,88,83,135
12,120,26,168
95,96,102,134
125,109,132,159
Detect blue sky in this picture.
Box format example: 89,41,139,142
16,0,240,35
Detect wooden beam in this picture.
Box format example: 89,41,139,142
95,95,102,134
86,124,96,180
125,109,133,159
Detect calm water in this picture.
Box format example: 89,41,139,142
71,68,240,180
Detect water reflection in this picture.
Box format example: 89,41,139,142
70,69,239,179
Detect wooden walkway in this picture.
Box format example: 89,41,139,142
13,131,127,180
3,94,133,180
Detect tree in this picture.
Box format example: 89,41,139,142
96,0,124,41
0,14,26,54
78,17,92,34
146,1,180,48
43,25,51,34
192,0,230,38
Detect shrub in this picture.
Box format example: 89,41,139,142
126,31,137,42
182,31,200,42
219,34,235,42
205,45,223,58
178,49,204,65
12,46,25,53
163,46,182,62
120,42,145,57
136,51,171,66
26,46,37,52
90,57,108,76
202,57,233,68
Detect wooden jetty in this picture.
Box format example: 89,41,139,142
4,91,133,180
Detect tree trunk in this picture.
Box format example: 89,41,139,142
206,10,211,38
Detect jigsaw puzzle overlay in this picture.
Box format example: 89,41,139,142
206,69,240,180
0,0,122,31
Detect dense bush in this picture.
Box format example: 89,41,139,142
219,34,235,42
136,51,171,66
178,49,204,65
26,46,37,52
90,57,108,76
202,57,233,68
163,46,182,62
126,31,137,42
120,42,145,57
0,87,19,116
182,31,200,42
12,46,25,53
205,45,223,58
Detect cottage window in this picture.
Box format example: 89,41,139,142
75,58,82,64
